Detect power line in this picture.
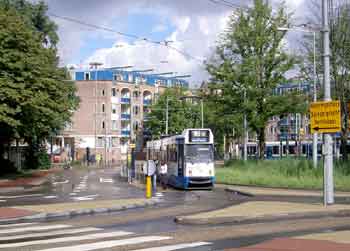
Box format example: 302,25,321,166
49,12,202,62
207,0,248,9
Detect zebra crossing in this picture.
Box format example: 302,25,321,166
0,221,212,251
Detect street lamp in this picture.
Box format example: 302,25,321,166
278,26,318,168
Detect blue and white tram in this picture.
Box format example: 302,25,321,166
146,128,215,189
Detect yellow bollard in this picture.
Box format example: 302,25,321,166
146,176,152,198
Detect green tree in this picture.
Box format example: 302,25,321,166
300,1,350,161
0,0,59,47
206,0,306,159
0,5,79,170
145,88,200,139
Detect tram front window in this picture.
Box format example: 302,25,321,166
185,144,214,163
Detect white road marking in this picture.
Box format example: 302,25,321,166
52,180,69,185
73,197,94,201
0,193,43,199
99,178,114,183
132,242,212,251
0,222,37,228
0,200,6,202
0,231,133,248
0,224,71,235
155,193,163,197
0,227,101,241
44,195,58,199
72,195,98,201
37,236,172,251
69,193,77,196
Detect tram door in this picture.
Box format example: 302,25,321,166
176,138,185,176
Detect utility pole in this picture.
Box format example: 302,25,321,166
322,0,334,205
312,31,318,168
165,97,169,135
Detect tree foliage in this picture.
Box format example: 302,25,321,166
145,88,201,139
206,0,306,158
300,0,350,161
0,3,79,170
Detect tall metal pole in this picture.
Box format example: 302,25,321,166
312,31,318,168
201,99,204,128
165,97,169,135
322,0,334,205
243,89,248,161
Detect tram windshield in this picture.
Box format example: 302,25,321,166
185,144,214,163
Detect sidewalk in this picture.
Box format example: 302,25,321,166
0,198,158,223
0,168,60,189
226,237,350,251
217,184,350,198
175,201,350,225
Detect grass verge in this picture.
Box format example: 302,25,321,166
216,159,350,191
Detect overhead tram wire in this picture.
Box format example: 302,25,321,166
207,0,249,10
48,13,202,63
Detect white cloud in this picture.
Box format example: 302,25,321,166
48,0,308,86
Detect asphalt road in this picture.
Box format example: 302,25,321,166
2,203,350,250
1,167,350,250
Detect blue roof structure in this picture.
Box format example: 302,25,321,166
75,69,189,88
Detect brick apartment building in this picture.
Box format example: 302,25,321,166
54,67,189,165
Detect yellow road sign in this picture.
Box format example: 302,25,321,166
310,101,341,133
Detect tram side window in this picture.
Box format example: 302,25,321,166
168,144,177,161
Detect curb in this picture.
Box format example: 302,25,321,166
224,188,254,197
0,200,159,224
174,209,350,225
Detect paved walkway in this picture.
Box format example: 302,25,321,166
0,207,36,219
226,238,350,251
0,169,59,188
176,201,350,224
218,184,350,197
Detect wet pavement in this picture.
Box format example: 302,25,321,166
0,167,146,206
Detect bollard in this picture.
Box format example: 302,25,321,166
146,176,152,198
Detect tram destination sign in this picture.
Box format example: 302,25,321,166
310,100,341,133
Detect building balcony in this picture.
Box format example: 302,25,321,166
121,113,131,120
143,99,152,106
121,98,131,104
121,130,131,137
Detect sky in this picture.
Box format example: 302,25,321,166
42,0,308,87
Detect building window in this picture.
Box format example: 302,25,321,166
84,72,90,80
133,121,139,131
135,77,141,84
112,88,117,97
111,120,117,130
97,137,104,147
102,103,105,113
112,104,117,114
102,121,105,129
114,74,123,81
128,74,133,83
111,137,118,147
133,106,139,115
101,89,105,96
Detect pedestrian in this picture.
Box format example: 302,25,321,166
160,161,168,189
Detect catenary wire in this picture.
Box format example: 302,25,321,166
48,12,202,62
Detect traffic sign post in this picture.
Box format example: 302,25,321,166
310,100,340,206
310,101,341,134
